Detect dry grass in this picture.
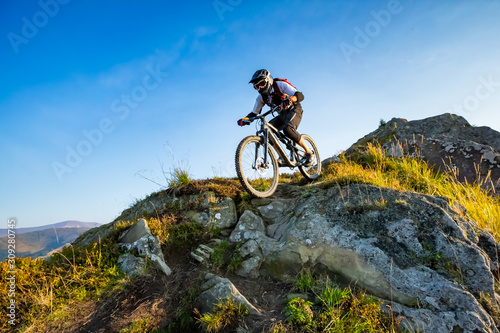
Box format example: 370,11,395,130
319,143,500,241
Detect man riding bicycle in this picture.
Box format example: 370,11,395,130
237,69,315,167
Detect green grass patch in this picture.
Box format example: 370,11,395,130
281,275,398,332
196,297,249,332
294,269,317,293
119,318,151,333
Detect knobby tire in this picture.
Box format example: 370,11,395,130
298,134,321,180
235,135,279,198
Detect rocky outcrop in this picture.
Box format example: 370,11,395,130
118,219,172,276
116,191,237,230
229,185,500,333
346,113,500,192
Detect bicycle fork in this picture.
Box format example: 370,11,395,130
253,129,270,170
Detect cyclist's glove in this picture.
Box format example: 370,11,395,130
237,118,249,126
237,113,255,126
280,98,292,111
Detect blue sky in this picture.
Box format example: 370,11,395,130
1,0,500,228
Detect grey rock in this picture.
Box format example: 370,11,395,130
118,219,172,276
117,253,146,277
257,200,288,221
197,273,262,316
118,219,151,244
237,256,263,279
229,210,266,243
239,239,261,258
185,210,210,225
209,197,237,229
347,113,500,192
236,240,264,278
243,185,500,333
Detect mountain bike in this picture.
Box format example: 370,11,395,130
235,105,321,198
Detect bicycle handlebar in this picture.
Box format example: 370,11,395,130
245,105,281,124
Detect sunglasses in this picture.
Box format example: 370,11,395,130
253,80,267,90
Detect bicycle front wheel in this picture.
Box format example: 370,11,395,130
298,134,321,180
235,135,279,198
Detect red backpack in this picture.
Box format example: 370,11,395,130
272,78,296,98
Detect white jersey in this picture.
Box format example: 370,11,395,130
250,80,297,115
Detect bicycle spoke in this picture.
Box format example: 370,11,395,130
236,136,279,197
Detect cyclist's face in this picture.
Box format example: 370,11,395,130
253,80,267,92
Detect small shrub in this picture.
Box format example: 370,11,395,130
284,298,314,327
265,321,292,333
294,269,316,293
148,214,176,245
196,297,249,332
166,222,206,251
169,165,191,188
227,250,243,274
316,283,350,311
344,198,388,215
119,318,150,333
210,240,230,269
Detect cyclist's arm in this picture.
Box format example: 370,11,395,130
250,94,265,116
276,81,304,103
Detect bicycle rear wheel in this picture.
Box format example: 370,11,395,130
235,135,279,198
297,134,321,180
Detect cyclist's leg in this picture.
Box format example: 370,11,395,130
269,115,285,149
282,106,302,143
269,114,285,131
283,106,313,157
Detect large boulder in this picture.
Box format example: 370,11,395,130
231,185,500,333
346,113,500,192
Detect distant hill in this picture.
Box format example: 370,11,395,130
0,220,101,237
0,221,101,260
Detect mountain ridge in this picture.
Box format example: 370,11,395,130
0,220,101,237
0,221,101,260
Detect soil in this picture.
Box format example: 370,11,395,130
33,231,296,333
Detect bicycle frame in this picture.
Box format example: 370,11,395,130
251,107,301,169
237,105,320,198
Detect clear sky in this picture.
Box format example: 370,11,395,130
1,0,500,228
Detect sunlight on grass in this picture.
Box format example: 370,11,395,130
320,143,500,241
0,236,126,331
196,297,249,332
279,273,399,332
